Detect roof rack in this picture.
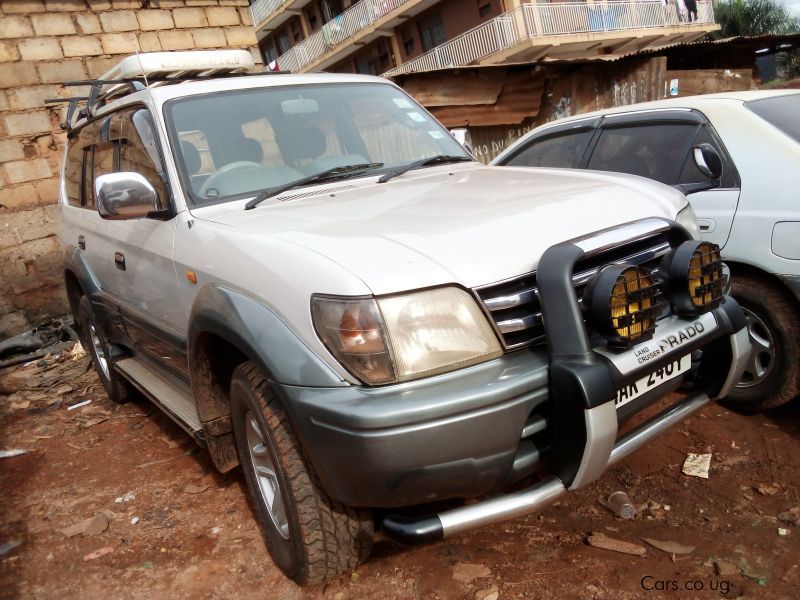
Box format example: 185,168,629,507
44,50,283,131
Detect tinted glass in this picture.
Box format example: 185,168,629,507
504,130,592,168
112,109,167,209
678,125,739,189
746,94,800,144
166,83,469,205
64,137,84,208
587,123,697,184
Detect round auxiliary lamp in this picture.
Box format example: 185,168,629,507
660,240,727,316
583,264,661,348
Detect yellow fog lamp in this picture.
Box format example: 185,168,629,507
584,264,660,347
661,241,726,315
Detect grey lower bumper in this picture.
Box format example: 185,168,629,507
382,325,750,544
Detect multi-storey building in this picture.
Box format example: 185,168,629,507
248,0,720,76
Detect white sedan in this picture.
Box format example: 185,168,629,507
493,90,800,412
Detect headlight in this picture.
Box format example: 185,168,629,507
660,240,726,315
675,203,700,239
312,287,502,385
584,264,660,347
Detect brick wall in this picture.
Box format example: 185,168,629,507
0,0,259,337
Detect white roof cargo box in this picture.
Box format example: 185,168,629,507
99,50,256,81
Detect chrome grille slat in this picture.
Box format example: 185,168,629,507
475,235,673,349
483,287,537,311
497,313,540,334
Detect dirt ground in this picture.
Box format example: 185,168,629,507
1,345,799,600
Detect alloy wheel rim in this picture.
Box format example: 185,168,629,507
89,323,110,380
736,307,776,389
245,410,290,540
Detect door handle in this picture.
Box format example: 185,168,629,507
114,252,126,271
78,235,85,250
697,219,715,233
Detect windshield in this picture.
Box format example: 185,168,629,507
165,82,469,205
745,94,800,145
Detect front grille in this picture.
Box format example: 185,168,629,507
475,233,672,349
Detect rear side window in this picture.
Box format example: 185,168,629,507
746,95,800,144
64,138,84,208
587,123,697,184
503,130,592,168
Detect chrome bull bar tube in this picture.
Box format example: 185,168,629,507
382,389,711,544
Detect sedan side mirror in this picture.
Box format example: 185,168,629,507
95,172,160,220
673,144,724,196
693,143,723,180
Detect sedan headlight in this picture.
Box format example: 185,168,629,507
312,288,503,385
675,203,700,239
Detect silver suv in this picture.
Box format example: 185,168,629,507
57,51,749,585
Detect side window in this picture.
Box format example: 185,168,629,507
678,125,739,189
587,123,698,184
111,108,168,209
83,143,116,210
64,137,84,208
504,130,593,168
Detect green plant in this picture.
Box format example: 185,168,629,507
712,0,800,38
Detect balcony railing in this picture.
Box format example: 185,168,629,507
385,1,715,76
249,0,290,28
275,0,413,72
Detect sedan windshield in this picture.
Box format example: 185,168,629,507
166,82,470,205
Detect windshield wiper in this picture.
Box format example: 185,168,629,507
377,155,473,184
245,162,384,210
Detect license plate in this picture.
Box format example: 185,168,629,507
615,354,691,409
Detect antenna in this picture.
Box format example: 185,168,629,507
131,33,149,87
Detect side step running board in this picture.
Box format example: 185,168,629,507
115,357,204,443
382,391,711,545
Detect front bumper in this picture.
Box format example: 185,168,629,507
279,219,749,541
281,299,748,511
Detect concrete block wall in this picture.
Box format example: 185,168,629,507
0,0,259,337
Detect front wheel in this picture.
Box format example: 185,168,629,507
230,361,373,584
724,275,800,412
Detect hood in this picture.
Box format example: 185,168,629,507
196,164,687,294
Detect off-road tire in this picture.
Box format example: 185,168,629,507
230,361,373,584
77,296,131,404
724,275,800,412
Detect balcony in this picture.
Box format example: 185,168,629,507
250,0,312,38
274,0,440,72
385,1,719,76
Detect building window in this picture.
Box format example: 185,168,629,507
291,24,302,43
417,12,446,52
305,6,319,31
401,29,414,55
277,30,291,53
478,2,492,18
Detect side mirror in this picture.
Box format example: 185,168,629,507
693,143,723,180
450,128,474,156
95,172,159,220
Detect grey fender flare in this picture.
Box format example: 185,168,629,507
187,283,345,388
187,284,347,472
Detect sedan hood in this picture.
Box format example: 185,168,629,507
197,164,687,294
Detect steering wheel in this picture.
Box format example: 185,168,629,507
199,161,266,199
